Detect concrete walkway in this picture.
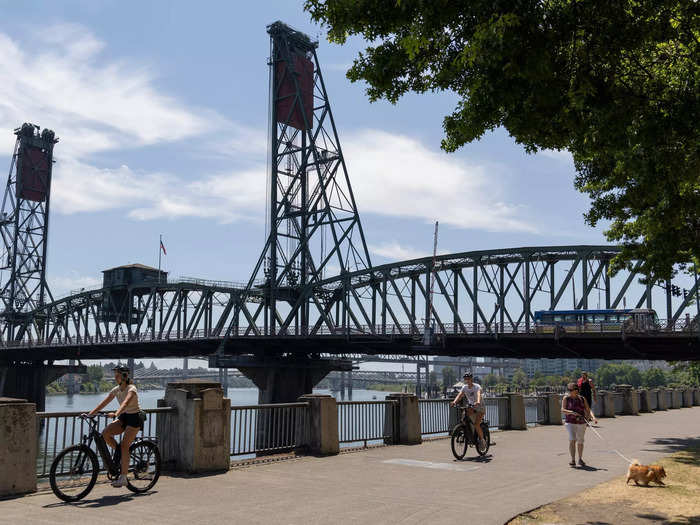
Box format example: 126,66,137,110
3,406,700,525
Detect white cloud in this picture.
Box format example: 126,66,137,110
539,149,573,162
49,272,102,298
369,241,429,261
343,130,536,233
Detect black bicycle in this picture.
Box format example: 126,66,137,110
451,404,491,460
49,414,161,502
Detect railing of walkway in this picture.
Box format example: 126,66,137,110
230,403,309,457
485,397,510,430
35,407,174,478
337,400,397,447
419,399,451,435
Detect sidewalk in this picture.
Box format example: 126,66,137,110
3,407,700,525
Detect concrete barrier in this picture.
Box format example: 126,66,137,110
656,389,668,410
157,379,231,473
597,391,616,417
694,388,700,406
671,389,682,409
546,393,563,425
506,393,527,430
0,397,36,497
299,394,339,455
385,393,422,445
638,389,653,413
615,385,639,415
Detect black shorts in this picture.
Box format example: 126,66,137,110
118,412,143,430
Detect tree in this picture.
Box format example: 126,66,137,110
306,1,700,279
511,368,528,389
441,366,456,389
642,368,667,388
483,373,498,388
86,365,103,384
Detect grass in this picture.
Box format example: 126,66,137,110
508,442,700,525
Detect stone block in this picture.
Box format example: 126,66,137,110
298,394,338,456
671,389,682,409
682,389,693,408
157,380,230,473
615,385,639,415
546,393,563,425
506,393,527,430
638,389,653,413
385,393,422,444
693,388,700,406
598,391,616,417
0,398,36,497
656,389,668,410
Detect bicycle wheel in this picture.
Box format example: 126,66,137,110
49,444,99,502
476,423,491,456
126,440,161,493
451,424,468,460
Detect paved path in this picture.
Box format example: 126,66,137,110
3,406,700,525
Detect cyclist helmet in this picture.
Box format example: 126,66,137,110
463,371,473,379
112,365,130,374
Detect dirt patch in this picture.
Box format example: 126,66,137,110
508,443,700,525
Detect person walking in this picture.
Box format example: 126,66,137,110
577,371,598,424
562,381,593,467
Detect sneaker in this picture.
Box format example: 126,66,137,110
111,474,127,488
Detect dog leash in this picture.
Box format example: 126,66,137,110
583,418,636,465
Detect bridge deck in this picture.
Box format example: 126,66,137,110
6,407,700,524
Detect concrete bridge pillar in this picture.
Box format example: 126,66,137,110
597,391,616,417
1,362,86,412
347,370,353,401
506,393,527,430
157,379,230,473
297,394,338,456
0,397,37,497
682,388,693,407
656,389,668,410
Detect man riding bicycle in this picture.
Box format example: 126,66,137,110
86,364,143,488
450,372,486,449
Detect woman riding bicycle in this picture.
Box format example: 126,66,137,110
87,365,143,488
450,372,487,450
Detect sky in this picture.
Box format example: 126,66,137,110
0,1,611,370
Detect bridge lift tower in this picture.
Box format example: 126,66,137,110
0,124,82,409
213,21,371,402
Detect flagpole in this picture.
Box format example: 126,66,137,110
158,234,162,284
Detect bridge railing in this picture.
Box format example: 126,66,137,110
337,400,397,448
35,407,175,478
230,402,309,457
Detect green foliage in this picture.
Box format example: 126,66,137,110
668,362,700,386
482,373,499,387
86,365,103,383
511,368,528,388
642,367,668,388
595,363,643,388
428,371,438,386
306,0,700,279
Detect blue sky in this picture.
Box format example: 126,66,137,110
0,1,610,369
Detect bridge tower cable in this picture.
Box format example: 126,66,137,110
240,21,372,337
0,123,57,341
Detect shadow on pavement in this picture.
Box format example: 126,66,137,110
43,491,157,509
462,454,493,463
576,464,608,472
643,437,700,462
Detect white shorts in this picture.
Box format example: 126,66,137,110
565,422,586,443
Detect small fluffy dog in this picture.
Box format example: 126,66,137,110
626,460,667,486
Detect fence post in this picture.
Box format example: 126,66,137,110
671,389,682,409
681,388,693,408
546,393,562,425
157,380,230,473
0,397,36,497
638,389,652,412
656,388,668,410
598,391,616,417
298,394,338,456
614,385,639,415
385,393,422,444
506,393,527,430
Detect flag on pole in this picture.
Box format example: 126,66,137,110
160,238,167,255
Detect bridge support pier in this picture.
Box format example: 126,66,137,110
0,362,86,412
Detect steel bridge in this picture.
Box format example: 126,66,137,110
0,22,698,410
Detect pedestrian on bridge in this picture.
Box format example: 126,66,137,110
562,382,593,467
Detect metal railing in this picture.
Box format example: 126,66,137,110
35,407,174,478
230,402,309,457
485,396,510,430
419,399,451,435
337,400,397,447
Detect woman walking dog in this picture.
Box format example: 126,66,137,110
562,381,593,467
